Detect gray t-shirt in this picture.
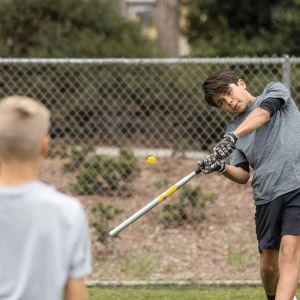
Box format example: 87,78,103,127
227,82,300,205
0,181,92,300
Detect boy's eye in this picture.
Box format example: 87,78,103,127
226,88,232,96
218,99,224,107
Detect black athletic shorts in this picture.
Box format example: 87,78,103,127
255,187,300,253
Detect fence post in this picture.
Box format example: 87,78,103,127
282,55,291,90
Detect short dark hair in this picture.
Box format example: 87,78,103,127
202,69,239,107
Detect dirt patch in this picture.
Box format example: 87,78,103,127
40,156,260,281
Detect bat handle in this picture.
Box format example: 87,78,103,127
195,164,202,174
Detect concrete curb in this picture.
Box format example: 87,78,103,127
86,280,262,287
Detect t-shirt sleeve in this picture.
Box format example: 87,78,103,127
69,203,92,278
262,82,290,105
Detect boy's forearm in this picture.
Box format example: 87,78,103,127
64,278,87,300
234,108,270,138
223,165,250,184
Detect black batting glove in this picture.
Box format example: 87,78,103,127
214,132,238,160
199,154,226,175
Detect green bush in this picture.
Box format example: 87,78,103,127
91,202,122,244
47,141,69,159
154,179,170,190
64,146,94,172
72,167,103,195
65,147,140,195
160,184,216,227
118,148,141,182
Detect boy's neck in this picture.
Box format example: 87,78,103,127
0,160,40,187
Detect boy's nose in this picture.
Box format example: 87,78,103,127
225,97,233,105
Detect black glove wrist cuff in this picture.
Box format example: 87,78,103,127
218,162,226,173
225,132,238,143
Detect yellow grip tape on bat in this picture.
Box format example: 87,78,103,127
158,185,177,203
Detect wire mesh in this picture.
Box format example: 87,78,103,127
1,58,298,152
2,58,300,280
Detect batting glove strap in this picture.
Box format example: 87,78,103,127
214,132,238,160
200,154,226,174
217,162,226,174
224,132,238,143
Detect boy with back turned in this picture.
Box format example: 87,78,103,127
200,69,300,300
0,96,91,300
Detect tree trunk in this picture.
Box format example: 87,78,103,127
155,0,179,57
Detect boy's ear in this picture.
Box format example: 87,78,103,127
40,136,49,157
238,79,246,89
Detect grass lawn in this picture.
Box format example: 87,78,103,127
88,286,270,300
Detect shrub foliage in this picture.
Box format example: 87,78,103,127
160,184,216,227
63,147,140,195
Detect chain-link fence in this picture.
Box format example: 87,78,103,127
1,57,299,151
2,57,300,281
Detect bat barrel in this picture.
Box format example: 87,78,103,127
109,170,199,237
109,197,160,236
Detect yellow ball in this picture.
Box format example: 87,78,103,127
146,155,157,165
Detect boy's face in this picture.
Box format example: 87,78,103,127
212,79,253,114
